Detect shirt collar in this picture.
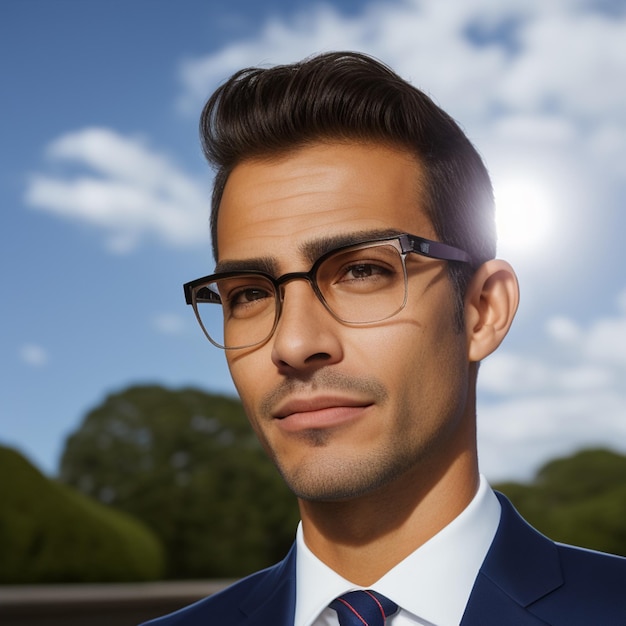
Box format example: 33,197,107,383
295,475,501,626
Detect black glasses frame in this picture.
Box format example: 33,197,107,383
183,233,471,349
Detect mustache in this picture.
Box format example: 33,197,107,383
258,370,388,418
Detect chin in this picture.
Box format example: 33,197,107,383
281,456,409,503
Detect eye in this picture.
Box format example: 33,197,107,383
340,263,389,281
217,277,275,319
229,286,272,306
319,245,402,294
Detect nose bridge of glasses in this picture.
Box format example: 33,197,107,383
274,269,322,303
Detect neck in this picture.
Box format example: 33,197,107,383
298,449,479,585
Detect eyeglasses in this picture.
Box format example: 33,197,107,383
183,233,471,350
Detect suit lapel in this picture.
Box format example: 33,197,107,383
238,544,297,625
461,571,550,625
461,492,562,625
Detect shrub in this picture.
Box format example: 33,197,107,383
0,444,165,583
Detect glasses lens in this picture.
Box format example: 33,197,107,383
193,275,277,349
316,242,407,323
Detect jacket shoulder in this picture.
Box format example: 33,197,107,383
549,542,626,603
485,493,626,624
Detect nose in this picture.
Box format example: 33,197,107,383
270,280,343,373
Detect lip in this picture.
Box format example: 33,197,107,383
273,395,373,431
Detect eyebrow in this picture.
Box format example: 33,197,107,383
214,256,278,275
299,228,404,263
214,228,405,276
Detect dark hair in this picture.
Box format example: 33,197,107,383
199,51,496,321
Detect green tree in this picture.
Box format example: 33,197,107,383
0,445,164,583
59,385,299,579
495,448,626,557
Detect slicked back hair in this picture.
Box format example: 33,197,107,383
199,51,496,326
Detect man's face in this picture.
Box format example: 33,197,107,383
216,142,473,502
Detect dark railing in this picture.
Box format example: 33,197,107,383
0,580,233,626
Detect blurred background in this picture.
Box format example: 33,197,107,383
1,0,625,609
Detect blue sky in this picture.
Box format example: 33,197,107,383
2,0,625,481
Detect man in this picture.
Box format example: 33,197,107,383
143,52,626,625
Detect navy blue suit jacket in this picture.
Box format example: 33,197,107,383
141,493,626,625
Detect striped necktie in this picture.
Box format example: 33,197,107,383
330,589,398,626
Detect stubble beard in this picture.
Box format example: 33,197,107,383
276,435,421,502
257,390,464,503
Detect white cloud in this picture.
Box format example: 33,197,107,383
585,319,626,365
25,128,210,254
496,9,626,122
478,290,626,481
479,389,626,481
19,344,49,367
545,316,583,343
490,114,579,147
547,292,626,367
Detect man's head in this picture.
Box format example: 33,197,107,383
200,51,496,320
191,52,518,505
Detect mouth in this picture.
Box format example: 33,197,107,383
272,395,373,431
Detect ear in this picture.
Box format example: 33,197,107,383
464,260,519,362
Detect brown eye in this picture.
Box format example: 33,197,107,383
340,263,389,281
231,287,270,305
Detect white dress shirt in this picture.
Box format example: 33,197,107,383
294,475,501,626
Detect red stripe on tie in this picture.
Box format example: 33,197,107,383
363,590,386,622
335,597,370,626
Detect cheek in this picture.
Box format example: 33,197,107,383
226,351,267,417
413,329,469,426
374,313,468,412
227,354,278,456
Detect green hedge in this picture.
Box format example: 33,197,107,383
0,444,165,583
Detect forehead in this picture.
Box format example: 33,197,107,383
216,141,433,267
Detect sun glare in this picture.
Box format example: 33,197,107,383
494,178,555,255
